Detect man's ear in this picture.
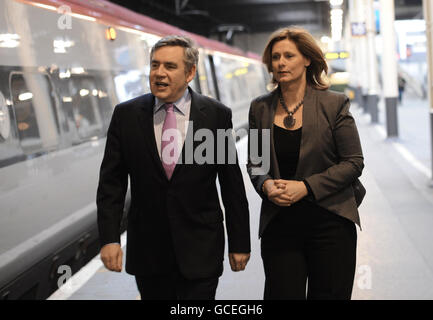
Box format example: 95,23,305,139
186,65,197,83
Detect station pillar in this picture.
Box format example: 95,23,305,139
348,0,363,109
365,0,380,123
422,0,433,182
379,0,399,137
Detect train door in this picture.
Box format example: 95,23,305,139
195,49,214,98
0,83,24,168
202,53,220,101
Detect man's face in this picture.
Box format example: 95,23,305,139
149,46,196,103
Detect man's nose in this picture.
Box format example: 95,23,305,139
155,65,166,77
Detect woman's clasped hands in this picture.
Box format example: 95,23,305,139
263,179,308,207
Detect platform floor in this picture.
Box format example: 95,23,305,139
48,95,433,300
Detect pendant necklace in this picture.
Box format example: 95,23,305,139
279,89,304,129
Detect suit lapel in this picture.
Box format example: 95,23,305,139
295,85,317,178
171,88,207,179
188,89,207,130
262,89,280,179
138,94,167,179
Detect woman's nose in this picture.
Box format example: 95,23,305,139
278,57,286,67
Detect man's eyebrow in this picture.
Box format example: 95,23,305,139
150,60,177,66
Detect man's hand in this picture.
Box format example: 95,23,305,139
229,253,250,272
100,243,123,272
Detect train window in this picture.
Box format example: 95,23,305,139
56,72,116,145
247,63,268,97
209,56,268,129
212,54,246,105
114,70,149,103
10,72,60,155
211,54,253,128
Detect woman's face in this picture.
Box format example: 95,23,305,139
271,38,310,85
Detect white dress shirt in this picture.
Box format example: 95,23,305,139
153,89,191,160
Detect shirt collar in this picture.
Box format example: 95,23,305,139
154,88,190,115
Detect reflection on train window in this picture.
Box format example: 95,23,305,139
211,55,268,128
10,73,60,155
213,55,244,105
58,74,113,144
211,55,250,127
114,70,148,103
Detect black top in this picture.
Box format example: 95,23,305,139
273,124,314,197
262,124,324,246
273,124,302,179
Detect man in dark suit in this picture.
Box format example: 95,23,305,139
96,35,251,300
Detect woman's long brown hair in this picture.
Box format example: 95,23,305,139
262,26,330,90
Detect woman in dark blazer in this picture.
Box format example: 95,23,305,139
247,26,365,300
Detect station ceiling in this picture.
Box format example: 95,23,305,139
109,0,423,41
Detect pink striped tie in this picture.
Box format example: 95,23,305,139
161,103,177,179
